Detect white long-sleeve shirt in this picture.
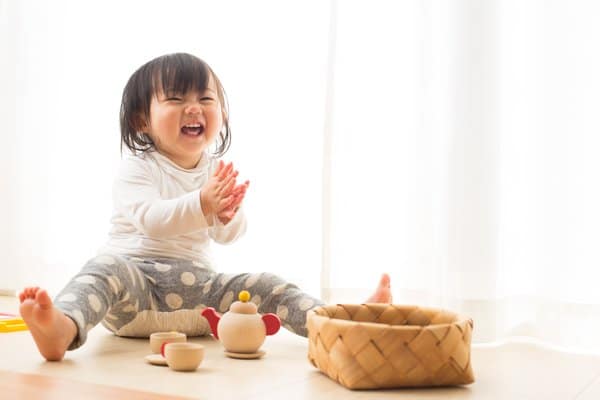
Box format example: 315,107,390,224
100,151,246,268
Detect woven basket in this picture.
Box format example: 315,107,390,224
307,304,475,389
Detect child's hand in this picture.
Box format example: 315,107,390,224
200,161,238,218
217,180,249,225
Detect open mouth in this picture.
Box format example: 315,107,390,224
181,124,205,136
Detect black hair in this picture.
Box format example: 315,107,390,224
120,53,230,156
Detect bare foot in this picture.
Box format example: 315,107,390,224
19,287,77,361
366,273,393,303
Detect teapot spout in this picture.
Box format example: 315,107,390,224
201,307,221,339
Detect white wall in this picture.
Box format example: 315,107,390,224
0,0,330,298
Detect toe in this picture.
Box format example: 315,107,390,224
36,290,53,309
380,273,391,288
22,287,34,299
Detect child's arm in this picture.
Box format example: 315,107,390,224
209,204,247,244
113,157,212,238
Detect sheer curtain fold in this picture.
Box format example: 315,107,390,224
325,0,600,352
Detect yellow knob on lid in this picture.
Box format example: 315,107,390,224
239,290,250,302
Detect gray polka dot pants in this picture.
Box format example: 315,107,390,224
54,254,324,350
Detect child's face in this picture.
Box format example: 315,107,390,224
145,76,223,169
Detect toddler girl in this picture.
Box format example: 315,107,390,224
18,53,392,361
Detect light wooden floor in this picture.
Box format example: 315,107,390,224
1,296,600,399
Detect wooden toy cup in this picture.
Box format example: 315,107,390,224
149,331,186,354
162,342,204,371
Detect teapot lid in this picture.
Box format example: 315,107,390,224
229,290,258,314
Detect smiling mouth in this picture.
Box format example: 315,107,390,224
181,124,204,136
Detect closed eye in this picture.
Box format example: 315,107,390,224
200,97,215,102
166,97,183,101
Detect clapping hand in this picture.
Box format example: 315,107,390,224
217,177,249,225
200,160,249,225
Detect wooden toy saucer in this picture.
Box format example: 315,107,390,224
144,354,168,366
224,350,265,359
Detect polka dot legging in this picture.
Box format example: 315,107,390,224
54,254,324,350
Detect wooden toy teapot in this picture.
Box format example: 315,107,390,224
201,290,281,359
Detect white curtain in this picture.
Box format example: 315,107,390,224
2,0,600,353
325,0,600,353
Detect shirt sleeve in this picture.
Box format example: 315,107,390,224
208,206,248,244
113,157,210,238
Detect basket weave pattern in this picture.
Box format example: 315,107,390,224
307,304,475,389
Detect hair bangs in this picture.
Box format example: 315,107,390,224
153,54,210,97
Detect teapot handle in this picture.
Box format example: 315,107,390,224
201,307,221,339
262,313,281,336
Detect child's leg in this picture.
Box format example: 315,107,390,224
195,272,325,337
19,254,150,360
194,272,393,336
48,255,152,349
126,262,320,336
